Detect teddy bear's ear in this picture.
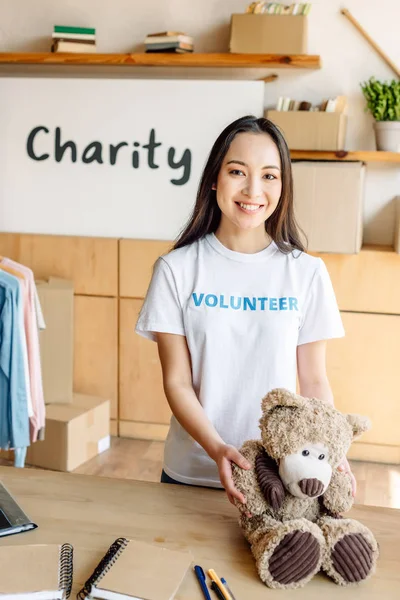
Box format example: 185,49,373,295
261,388,307,416
346,414,371,439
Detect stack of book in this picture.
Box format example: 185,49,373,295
144,31,194,53
51,25,97,53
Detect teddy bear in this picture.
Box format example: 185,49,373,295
231,388,379,589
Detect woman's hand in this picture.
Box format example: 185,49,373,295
213,443,252,506
337,456,357,497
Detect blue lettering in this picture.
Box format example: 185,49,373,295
205,294,218,307
192,292,204,307
258,297,268,310
269,298,278,311
289,297,298,311
244,297,256,311
230,296,242,310
279,297,288,311
220,294,229,308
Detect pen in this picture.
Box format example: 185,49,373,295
194,565,212,600
211,581,225,600
221,577,237,600
207,569,232,600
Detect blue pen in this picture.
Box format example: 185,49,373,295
221,577,237,600
194,565,212,600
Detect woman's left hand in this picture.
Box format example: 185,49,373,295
337,456,356,497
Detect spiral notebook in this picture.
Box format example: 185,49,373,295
77,537,193,600
0,543,73,600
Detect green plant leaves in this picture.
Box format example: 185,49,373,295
360,77,400,121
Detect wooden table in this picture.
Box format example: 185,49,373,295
0,466,399,599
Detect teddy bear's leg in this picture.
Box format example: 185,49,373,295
319,516,379,585
247,516,325,589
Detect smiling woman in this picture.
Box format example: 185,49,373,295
135,115,349,508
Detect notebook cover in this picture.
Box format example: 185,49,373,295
0,544,61,595
95,539,193,600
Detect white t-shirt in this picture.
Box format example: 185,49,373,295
135,233,344,487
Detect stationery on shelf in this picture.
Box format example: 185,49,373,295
246,2,312,15
275,94,348,113
76,537,193,600
0,543,73,599
0,481,37,538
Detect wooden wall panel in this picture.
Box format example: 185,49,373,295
0,233,118,296
74,296,118,420
119,239,173,298
327,312,400,454
314,245,400,314
119,299,171,424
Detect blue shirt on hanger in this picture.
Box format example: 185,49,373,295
0,270,30,450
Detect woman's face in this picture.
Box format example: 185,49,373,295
214,132,282,233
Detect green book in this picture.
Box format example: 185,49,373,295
54,25,95,35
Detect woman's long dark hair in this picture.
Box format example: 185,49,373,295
173,115,306,254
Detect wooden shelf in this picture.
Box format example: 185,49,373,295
290,150,400,163
0,52,321,70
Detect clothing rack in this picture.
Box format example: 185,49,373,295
0,257,46,468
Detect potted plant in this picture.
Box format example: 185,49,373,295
360,77,400,152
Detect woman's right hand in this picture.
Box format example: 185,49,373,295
213,443,252,507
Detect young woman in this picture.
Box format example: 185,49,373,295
135,115,355,507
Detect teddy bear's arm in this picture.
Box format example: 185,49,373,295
321,469,353,515
231,440,285,516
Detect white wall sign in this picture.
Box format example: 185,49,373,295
0,78,264,239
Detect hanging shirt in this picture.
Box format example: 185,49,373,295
1,259,45,441
135,233,345,487
0,271,30,450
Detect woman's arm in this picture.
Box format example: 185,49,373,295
297,339,356,496
156,332,251,505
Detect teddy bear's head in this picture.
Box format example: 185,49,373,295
259,389,370,500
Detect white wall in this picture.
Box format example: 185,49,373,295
1,0,399,245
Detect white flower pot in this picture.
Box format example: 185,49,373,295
373,121,400,152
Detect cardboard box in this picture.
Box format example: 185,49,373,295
292,162,365,254
36,277,74,404
266,110,347,151
26,394,110,471
230,14,307,54
394,197,400,254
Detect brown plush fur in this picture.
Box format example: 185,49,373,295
232,388,379,589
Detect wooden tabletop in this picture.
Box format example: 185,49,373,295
0,466,399,599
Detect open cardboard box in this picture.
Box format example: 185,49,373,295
230,14,308,54
267,110,347,151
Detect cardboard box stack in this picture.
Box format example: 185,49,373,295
292,162,365,254
26,277,110,472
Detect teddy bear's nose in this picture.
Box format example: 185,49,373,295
299,478,324,497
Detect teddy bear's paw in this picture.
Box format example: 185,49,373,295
254,520,325,589
269,531,320,585
320,517,379,585
331,533,374,583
